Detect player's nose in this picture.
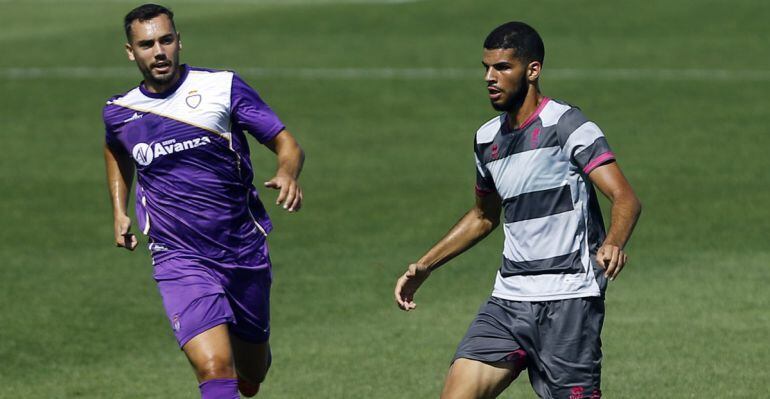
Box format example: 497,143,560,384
152,43,166,58
484,67,496,83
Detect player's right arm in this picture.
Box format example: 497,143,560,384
104,143,138,250
394,191,502,311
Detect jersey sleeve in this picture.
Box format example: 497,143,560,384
558,107,615,174
103,103,126,154
230,73,286,144
474,141,496,196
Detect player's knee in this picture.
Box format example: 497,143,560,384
442,359,517,399
195,355,236,381
234,346,271,384
238,363,269,384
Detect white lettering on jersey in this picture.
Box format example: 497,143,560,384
132,136,212,166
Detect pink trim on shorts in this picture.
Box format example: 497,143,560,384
506,349,528,378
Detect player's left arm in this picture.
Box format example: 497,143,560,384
588,162,642,280
264,130,305,212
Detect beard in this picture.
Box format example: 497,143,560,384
491,74,529,112
139,59,178,87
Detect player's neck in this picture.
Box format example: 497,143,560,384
508,87,543,130
143,66,183,94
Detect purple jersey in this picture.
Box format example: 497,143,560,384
103,65,284,265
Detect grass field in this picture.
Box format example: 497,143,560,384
1,0,769,397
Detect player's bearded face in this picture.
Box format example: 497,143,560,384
491,71,528,112
126,15,181,90
483,49,529,112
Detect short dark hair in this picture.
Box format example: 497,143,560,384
483,22,545,65
124,3,176,40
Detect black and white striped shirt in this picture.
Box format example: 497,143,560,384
475,98,614,301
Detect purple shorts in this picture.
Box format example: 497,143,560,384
152,246,272,348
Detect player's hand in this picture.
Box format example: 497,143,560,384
264,174,302,212
395,263,432,311
596,243,628,281
114,214,138,251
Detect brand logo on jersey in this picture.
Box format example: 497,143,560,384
123,112,144,123
148,242,168,252
185,90,202,109
172,314,181,332
131,136,212,166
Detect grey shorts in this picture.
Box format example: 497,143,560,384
453,295,605,399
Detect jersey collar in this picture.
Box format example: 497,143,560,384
139,64,189,99
502,96,550,133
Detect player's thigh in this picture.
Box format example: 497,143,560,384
219,263,272,344
529,297,604,398
231,333,270,383
441,358,516,399
182,323,236,382
154,255,236,348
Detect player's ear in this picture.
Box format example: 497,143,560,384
526,61,542,82
125,43,136,61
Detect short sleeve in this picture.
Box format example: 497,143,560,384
230,73,285,144
558,108,615,174
474,143,496,196
103,104,126,154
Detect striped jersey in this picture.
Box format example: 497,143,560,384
474,97,615,301
103,65,285,266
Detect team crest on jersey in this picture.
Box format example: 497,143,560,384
491,144,499,159
530,127,541,149
185,90,202,109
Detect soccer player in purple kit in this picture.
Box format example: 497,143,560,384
102,4,304,398
395,22,641,398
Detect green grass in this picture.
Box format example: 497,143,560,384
1,0,768,397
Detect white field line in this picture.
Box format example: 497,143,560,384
2,66,770,81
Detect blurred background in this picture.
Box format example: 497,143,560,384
0,0,768,397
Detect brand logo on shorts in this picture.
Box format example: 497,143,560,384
148,242,169,252
131,136,212,166
172,315,181,332
569,386,590,399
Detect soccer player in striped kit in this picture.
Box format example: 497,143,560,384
103,4,304,398
395,22,641,398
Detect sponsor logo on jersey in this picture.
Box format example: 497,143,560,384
185,90,202,109
131,136,212,166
